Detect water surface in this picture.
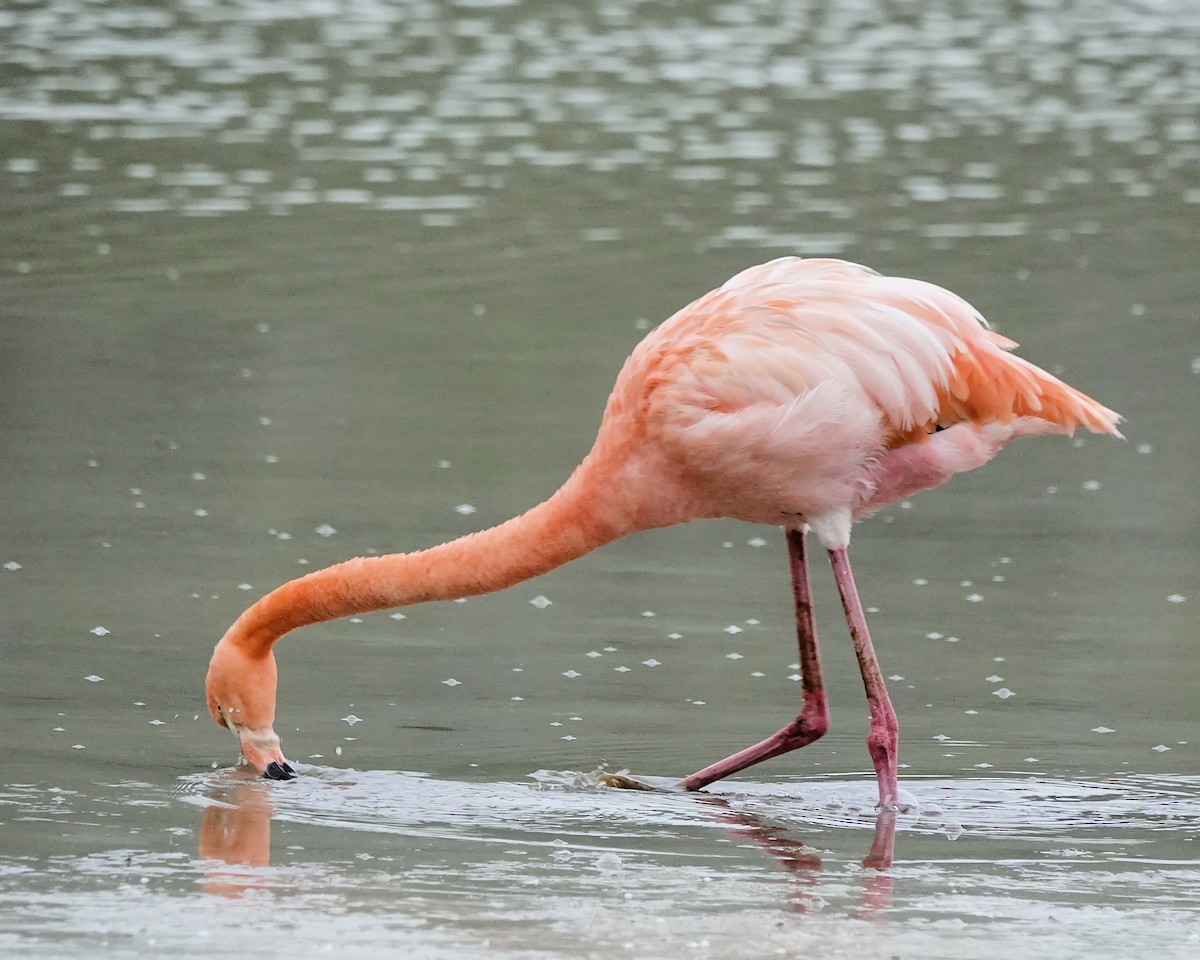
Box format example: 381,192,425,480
2,1,1198,957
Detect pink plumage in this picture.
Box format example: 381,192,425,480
206,257,1121,807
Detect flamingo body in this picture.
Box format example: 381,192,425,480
206,258,1120,798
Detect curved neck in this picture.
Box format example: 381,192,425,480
224,454,651,657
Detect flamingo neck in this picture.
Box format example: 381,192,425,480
223,452,652,658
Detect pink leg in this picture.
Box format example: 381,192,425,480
827,547,900,809
679,528,830,791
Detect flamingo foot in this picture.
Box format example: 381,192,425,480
597,772,655,790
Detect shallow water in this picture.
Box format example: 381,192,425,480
2,1,1198,957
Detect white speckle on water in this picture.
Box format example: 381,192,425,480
586,650,602,658
913,578,929,586
992,688,1015,699
258,416,271,426
1092,726,1116,734
745,537,767,547
90,626,110,636
238,583,252,591
726,652,744,660
723,625,743,635
668,632,683,640
437,459,452,469
986,674,1004,683
149,719,165,726
341,715,363,725
926,631,943,639
641,659,661,667
933,734,951,741
975,762,993,769
1152,744,1171,752
1082,480,1102,491
1166,594,1186,603
265,455,279,464
442,678,462,687
966,593,984,602
455,504,477,515
72,744,86,750
511,696,524,702
3,561,22,571
562,670,581,678
594,852,623,871
614,666,630,673
315,523,337,537
750,671,765,677
529,595,552,609
85,675,103,682
1136,443,1153,454
561,735,577,741
888,674,904,681
192,472,206,481
641,610,655,618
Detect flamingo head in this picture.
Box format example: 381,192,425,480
205,638,296,780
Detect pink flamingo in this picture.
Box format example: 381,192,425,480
205,257,1121,808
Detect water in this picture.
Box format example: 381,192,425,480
2,1,1198,956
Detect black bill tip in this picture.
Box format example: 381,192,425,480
263,760,297,781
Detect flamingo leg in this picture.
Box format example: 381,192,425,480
827,547,900,809
679,528,829,791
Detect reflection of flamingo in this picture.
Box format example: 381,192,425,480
206,257,1120,807
709,802,898,914
195,774,898,912
198,781,273,898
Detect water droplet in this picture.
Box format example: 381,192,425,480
992,688,1015,699
341,715,363,725
315,523,337,537
84,675,103,682
530,595,552,609
455,503,477,515
1092,726,1116,734
442,678,462,687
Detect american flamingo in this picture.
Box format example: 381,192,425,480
205,257,1121,808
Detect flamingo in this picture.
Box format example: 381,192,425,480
205,257,1121,808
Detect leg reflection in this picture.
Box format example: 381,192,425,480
694,794,897,916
